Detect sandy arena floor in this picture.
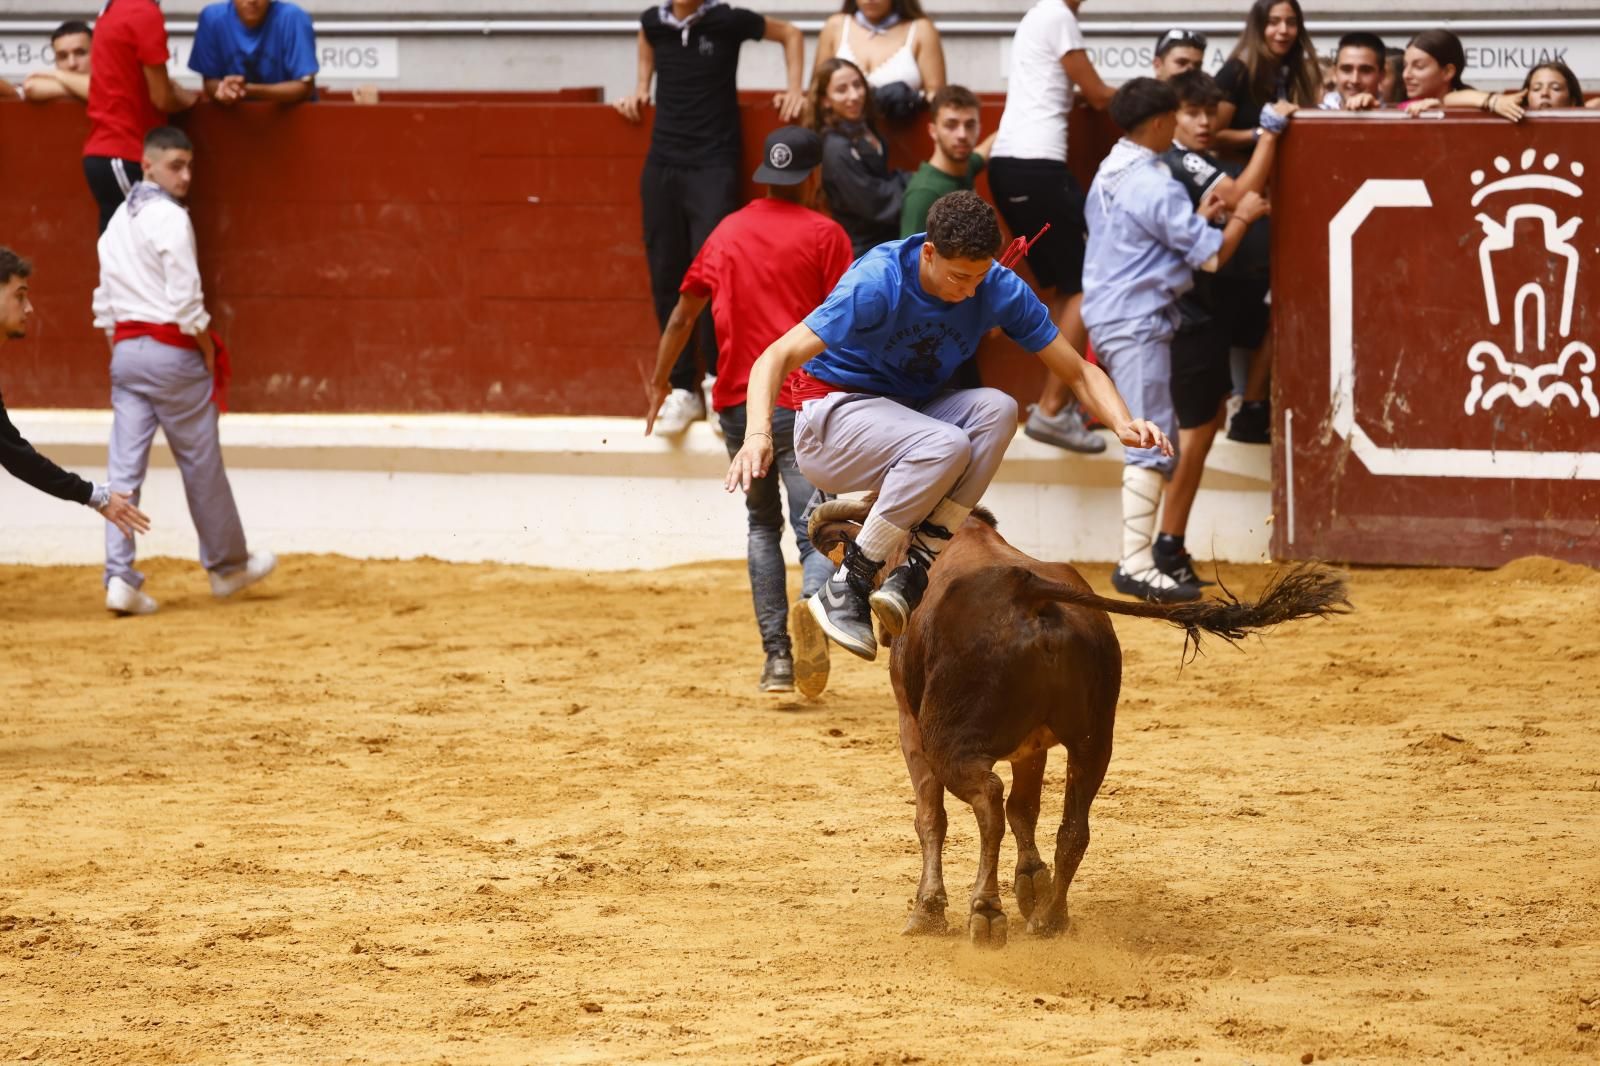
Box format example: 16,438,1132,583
2,552,1597,1065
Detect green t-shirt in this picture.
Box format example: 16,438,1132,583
898,155,987,238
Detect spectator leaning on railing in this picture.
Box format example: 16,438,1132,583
988,0,1115,456
22,21,93,103
812,0,945,121
812,57,909,259
615,0,807,438
1400,30,1525,121
189,0,320,106
1212,0,1320,156
1522,62,1600,111
84,0,198,235
1320,32,1386,111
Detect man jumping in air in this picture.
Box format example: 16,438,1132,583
725,190,1171,661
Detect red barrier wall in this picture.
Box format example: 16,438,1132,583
1272,112,1600,568
0,95,1116,416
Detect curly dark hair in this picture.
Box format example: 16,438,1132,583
0,247,33,286
925,191,1001,260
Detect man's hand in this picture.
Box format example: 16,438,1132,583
724,434,774,493
613,91,650,123
196,332,218,376
772,89,805,122
643,377,671,436
1199,189,1228,223
1233,190,1270,225
99,492,151,538
1343,91,1380,111
1117,419,1174,457
213,74,247,105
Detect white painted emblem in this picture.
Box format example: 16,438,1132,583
1464,151,1598,418
1327,163,1600,481
769,143,793,169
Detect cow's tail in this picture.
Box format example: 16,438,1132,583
1024,562,1352,655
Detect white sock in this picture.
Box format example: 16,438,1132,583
854,513,908,565
913,498,972,561
1120,466,1178,587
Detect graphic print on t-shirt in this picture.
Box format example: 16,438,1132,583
886,322,969,385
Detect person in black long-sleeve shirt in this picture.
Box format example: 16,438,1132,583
811,57,909,257
0,247,148,538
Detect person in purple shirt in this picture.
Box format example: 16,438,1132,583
725,191,1169,662
189,0,319,106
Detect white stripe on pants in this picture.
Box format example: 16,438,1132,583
793,387,1018,531
105,336,249,588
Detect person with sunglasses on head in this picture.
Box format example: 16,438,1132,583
1153,28,1207,81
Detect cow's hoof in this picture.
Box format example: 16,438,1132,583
902,906,948,936
1026,911,1067,938
968,911,1007,948
1014,867,1052,919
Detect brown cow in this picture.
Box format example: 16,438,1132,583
809,499,1349,946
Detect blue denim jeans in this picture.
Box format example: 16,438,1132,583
720,404,833,656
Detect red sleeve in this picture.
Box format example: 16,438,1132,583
818,221,854,293
133,3,171,66
679,240,716,298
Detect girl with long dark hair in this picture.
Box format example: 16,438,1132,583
1400,30,1526,121
810,57,909,256
1213,0,1320,154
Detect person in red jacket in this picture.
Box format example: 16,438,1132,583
0,248,149,548
644,126,852,698
83,0,197,234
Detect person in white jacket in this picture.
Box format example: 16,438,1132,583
92,125,273,616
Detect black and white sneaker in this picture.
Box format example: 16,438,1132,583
1152,542,1215,588
808,541,883,661
759,652,795,693
869,528,940,637
1111,564,1202,604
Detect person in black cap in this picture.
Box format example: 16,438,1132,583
643,126,854,699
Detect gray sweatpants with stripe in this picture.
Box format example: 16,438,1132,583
105,336,249,589
792,387,1019,530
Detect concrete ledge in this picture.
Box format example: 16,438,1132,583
0,411,1272,571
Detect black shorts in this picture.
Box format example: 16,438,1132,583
1212,275,1271,350
987,156,1085,296
1171,318,1232,429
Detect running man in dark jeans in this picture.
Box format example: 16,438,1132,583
616,0,806,436
0,248,150,547
645,127,851,697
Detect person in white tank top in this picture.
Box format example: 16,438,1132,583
812,0,945,101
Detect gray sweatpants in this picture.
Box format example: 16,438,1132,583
105,336,249,589
1089,309,1180,476
793,387,1019,530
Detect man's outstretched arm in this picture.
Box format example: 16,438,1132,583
1033,333,1173,456
643,291,710,434
725,322,826,491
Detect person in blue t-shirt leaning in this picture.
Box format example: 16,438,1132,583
189,0,318,106
724,190,1171,662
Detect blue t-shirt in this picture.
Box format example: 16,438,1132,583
801,235,1058,400
189,1,319,87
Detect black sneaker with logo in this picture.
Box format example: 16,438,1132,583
759,652,795,693
1152,539,1215,588
808,541,884,661
1227,400,1271,444
1111,564,1203,604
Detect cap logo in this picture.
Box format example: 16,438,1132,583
769,143,793,169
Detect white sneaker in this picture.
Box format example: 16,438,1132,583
702,374,723,437
654,388,705,436
209,550,277,599
106,576,159,616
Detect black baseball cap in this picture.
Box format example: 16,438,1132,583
753,126,823,186
1155,28,1208,57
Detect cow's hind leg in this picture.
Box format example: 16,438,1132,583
1006,749,1052,922
899,707,948,935
1030,735,1112,938
942,755,1008,948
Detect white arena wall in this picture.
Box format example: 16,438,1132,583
0,412,1271,572
0,2,1593,94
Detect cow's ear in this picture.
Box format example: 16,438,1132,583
811,521,861,567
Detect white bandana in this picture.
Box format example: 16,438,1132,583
659,0,725,47
852,10,901,35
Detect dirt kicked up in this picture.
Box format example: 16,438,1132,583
2,554,1597,1065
